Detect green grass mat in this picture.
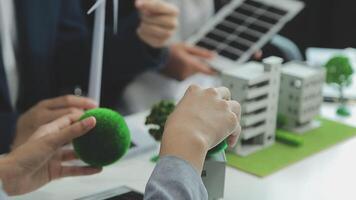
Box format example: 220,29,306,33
226,118,356,177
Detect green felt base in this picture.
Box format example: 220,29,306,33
226,118,356,177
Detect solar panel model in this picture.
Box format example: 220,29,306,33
187,0,305,71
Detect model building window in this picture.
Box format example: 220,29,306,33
289,94,293,100
292,79,302,88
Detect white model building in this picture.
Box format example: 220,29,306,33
278,61,326,133
222,57,282,156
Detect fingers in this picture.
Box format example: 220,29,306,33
136,0,178,48
185,45,215,59
141,14,177,29
50,113,83,130
60,166,102,178
227,101,241,121
186,57,216,75
136,0,179,16
46,108,84,123
227,125,241,147
60,149,78,162
215,87,231,100
47,117,96,150
138,23,173,40
253,50,263,60
41,95,98,110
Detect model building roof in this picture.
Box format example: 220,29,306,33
223,61,266,80
282,62,319,78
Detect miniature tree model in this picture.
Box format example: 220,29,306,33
324,56,354,116
145,100,176,141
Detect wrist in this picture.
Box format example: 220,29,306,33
160,126,209,173
0,155,21,195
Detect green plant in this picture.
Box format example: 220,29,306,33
145,100,176,141
324,55,354,116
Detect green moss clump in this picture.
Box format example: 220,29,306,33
73,108,131,167
145,100,176,141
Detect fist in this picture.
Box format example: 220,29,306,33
165,85,241,150
136,0,179,48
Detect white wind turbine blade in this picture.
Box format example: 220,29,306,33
113,0,119,34
87,0,106,14
88,0,106,104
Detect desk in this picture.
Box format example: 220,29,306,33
11,104,356,200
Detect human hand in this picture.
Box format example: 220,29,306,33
160,85,241,172
13,95,97,148
162,43,216,81
136,0,179,48
0,114,100,196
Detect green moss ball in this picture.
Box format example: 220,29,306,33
73,108,131,167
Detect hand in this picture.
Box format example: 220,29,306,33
136,0,179,48
0,114,100,196
13,95,98,148
162,43,217,81
160,85,241,172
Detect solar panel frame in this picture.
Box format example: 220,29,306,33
186,0,305,72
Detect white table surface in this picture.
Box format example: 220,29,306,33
11,104,356,200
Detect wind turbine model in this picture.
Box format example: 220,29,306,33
87,0,119,104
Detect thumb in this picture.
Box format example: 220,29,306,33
136,0,178,16
185,45,215,59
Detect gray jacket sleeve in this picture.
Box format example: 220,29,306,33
144,156,208,200
0,180,8,200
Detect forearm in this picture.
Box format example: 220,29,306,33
0,154,25,196
160,127,208,174
145,156,208,200
0,155,15,193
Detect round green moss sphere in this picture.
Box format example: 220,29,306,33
73,108,131,167
208,140,228,155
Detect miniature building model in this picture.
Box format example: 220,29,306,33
278,62,326,133
222,57,282,156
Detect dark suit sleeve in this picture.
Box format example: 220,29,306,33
0,113,18,154
54,1,168,107
101,11,169,106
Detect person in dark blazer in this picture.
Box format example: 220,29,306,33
280,0,356,55
0,0,178,153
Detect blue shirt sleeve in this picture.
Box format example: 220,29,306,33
144,156,208,200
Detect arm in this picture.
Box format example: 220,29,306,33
145,85,241,199
145,156,208,200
